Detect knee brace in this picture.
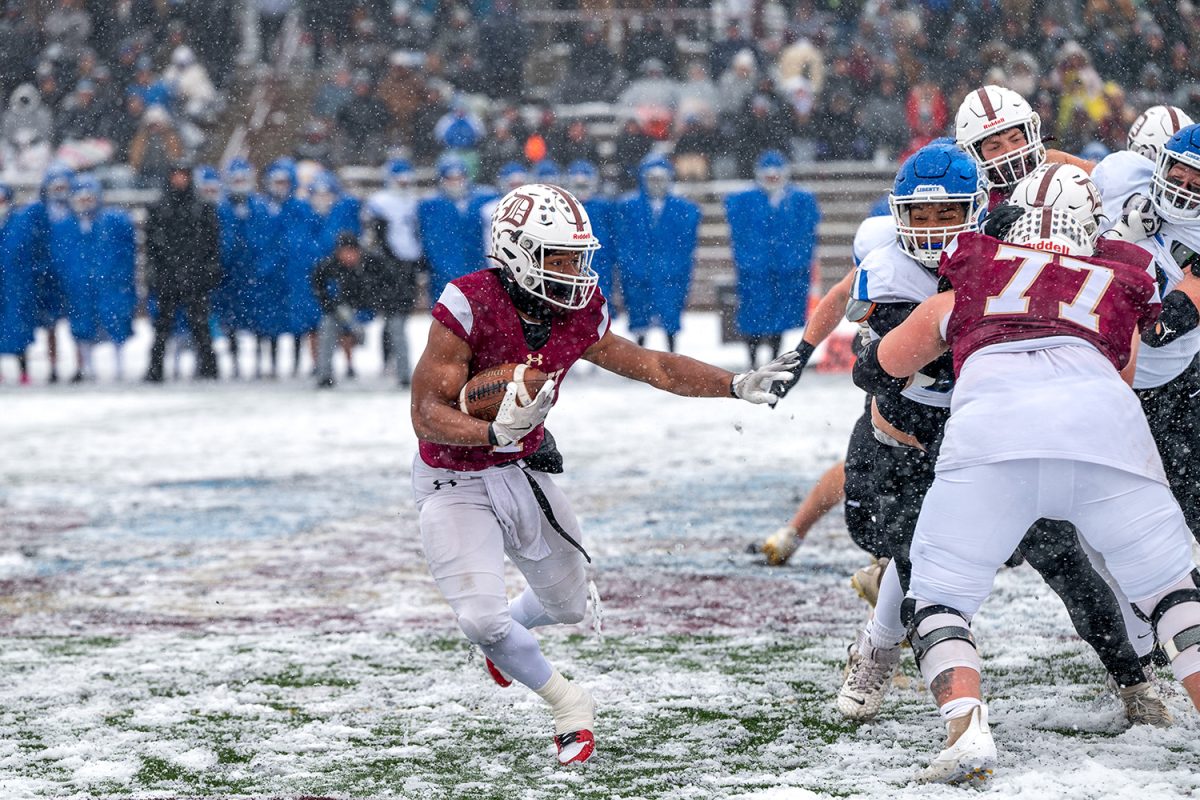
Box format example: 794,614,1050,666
1135,569,1200,680
903,598,980,685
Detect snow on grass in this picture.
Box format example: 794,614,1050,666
0,313,1197,797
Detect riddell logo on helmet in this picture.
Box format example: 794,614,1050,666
572,233,590,239
981,118,1009,130
1027,240,1069,254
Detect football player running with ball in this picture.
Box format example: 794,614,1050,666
409,183,798,766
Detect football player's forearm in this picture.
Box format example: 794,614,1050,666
642,351,736,397
1141,289,1199,347
801,273,853,346
411,398,493,446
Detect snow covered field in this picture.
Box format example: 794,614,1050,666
1,313,1198,799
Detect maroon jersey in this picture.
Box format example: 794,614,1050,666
419,268,610,471
941,232,1159,376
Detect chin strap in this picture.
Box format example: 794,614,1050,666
497,269,557,324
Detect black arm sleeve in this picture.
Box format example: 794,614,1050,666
1141,290,1200,347
852,339,908,396
867,301,921,339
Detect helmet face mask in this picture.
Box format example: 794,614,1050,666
1150,126,1200,222
490,184,601,312
955,86,1046,188
890,142,986,269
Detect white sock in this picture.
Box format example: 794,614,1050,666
78,342,94,378
535,668,594,734
869,562,907,650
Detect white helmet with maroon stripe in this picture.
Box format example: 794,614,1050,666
489,183,601,311
955,85,1046,188
1004,206,1095,257
1008,163,1102,238
1128,105,1195,163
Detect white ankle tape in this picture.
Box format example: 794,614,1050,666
939,696,983,722
535,669,594,734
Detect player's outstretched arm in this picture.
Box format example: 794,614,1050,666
582,330,795,403
800,270,855,350
1047,149,1095,174
410,320,493,446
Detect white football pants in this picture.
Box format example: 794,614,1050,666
909,459,1196,618
413,457,589,689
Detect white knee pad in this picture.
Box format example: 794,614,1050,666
906,600,980,689
1136,571,1200,681
456,600,513,646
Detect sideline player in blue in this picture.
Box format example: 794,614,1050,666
566,160,616,308
50,174,136,381
213,158,260,378
418,153,496,303
0,184,34,382
615,155,701,351
725,150,820,367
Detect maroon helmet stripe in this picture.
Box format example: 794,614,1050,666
550,186,587,233
1040,207,1053,240
977,88,998,121
1168,106,1181,131
1034,164,1062,205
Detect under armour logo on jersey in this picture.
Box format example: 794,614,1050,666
526,354,545,366
432,479,457,490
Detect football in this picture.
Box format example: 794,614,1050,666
458,363,550,421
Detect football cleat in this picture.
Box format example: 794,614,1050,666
554,728,595,765
484,655,512,688
761,525,801,565
916,704,997,785
850,557,890,608
836,631,901,720
1108,677,1173,727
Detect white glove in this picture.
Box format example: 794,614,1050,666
1105,193,1161,243
762,525,801,566
732,351,801,406
490,379,555,448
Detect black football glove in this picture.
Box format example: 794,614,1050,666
769,341,816,406
982,202,1025,241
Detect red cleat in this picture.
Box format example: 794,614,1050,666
484,656,512,687
554,729,594,765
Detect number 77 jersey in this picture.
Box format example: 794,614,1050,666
940,232,1161,377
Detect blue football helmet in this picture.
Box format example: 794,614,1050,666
889,143,987,269
1151,123,1200,223
43,162,75,203
224,157,255,196
567,159,599,199
382,157,414,189
531,158,561,185
69,173,102,216
496,160,528,191
193,164,222,203
265,158,297,200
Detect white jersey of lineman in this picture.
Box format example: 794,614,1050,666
853,238,951,408
366,189,423,261
937,333,1168,483
853,214,897,264
1093,151,1200,389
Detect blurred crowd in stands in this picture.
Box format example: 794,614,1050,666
2,1,1199,188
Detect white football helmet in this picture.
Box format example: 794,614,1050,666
489,183,601,311
955,85,1046,188
1004,206,1095,257
1128,105,1195,163
1008,163,1102,238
